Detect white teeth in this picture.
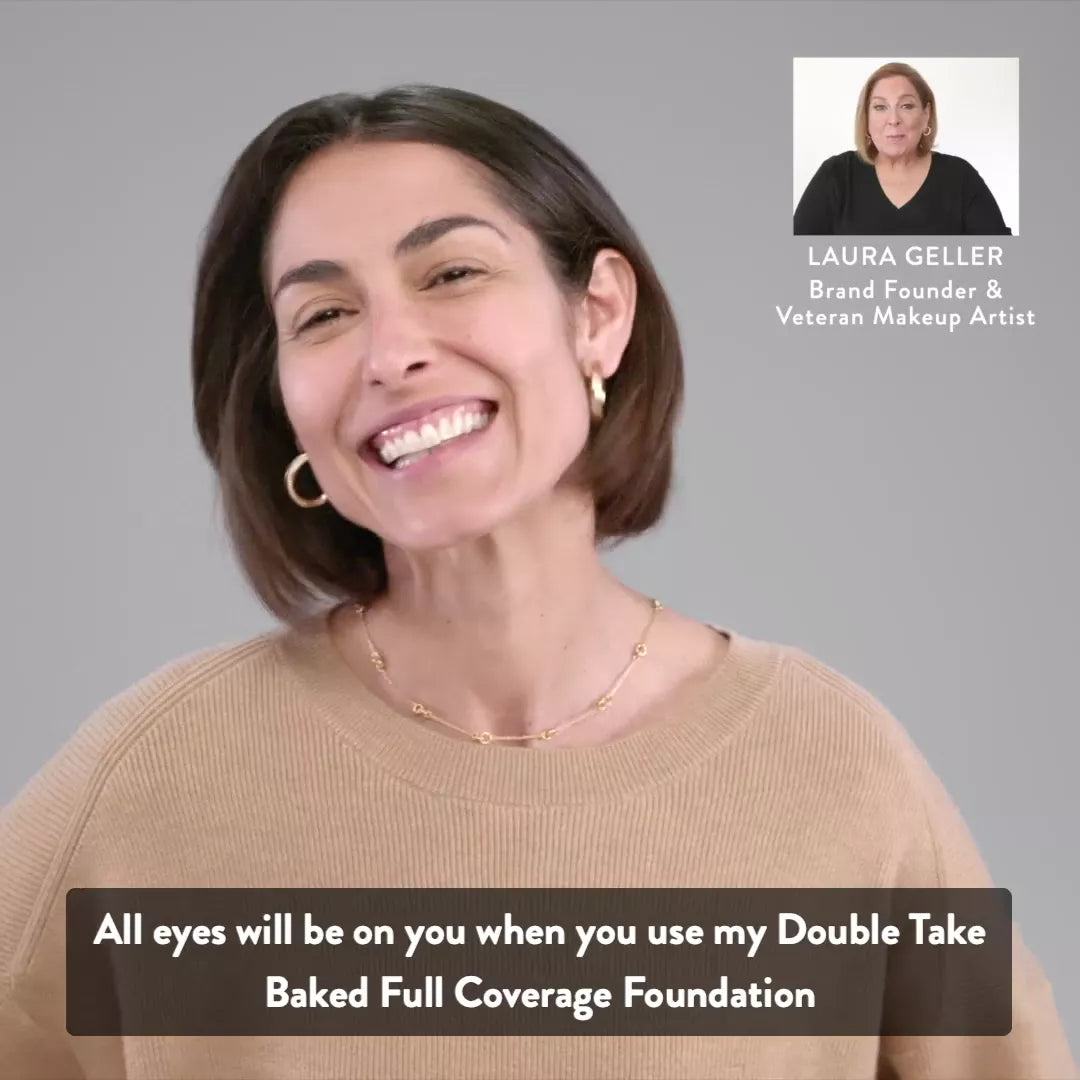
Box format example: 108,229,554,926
376,407,493,466
392,449,432,470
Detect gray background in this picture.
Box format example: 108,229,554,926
2,0,1076,1047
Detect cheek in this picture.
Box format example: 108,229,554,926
532,363,590,459
276,349,351,444
500,338,587,462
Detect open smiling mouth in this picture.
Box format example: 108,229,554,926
365,401,498,472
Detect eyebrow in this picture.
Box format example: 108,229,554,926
871,94,917,101
270,214,508,303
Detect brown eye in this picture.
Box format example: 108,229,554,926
428,266,480,288
297,307,346,333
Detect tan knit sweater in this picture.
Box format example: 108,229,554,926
1,612,1075,1079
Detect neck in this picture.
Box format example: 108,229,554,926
361,488,657,742
875,150,925,172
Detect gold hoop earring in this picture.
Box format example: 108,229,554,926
284,452,328,508
588,370,606,421
923,126,931,136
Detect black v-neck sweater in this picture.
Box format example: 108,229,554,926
794,150,1011,235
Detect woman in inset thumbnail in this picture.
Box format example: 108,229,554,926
794,61,1011,235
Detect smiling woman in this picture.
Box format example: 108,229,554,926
794,61,1012,235
0,83,1074,1079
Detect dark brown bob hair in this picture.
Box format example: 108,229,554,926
192,84,684,627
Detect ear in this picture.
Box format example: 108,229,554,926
572,248,637,380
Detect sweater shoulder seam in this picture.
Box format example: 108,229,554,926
784,649,945,885
783,649,890,718
8,632,280,980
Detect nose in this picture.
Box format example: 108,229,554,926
359,299,432,388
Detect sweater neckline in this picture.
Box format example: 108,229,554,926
870,149,937,211
273,606,783,806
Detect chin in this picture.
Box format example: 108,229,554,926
382,503,517,554
384,520,484,554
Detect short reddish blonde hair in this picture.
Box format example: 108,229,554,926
855,62,937,164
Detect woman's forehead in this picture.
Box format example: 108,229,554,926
267,142,509,267
280,142,492,222
870,76,920,101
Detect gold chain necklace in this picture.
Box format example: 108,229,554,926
353,599,663,744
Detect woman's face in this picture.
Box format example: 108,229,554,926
266,141,633,552
867,75,930,161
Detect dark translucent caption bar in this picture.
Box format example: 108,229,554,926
67,887,1011,1037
